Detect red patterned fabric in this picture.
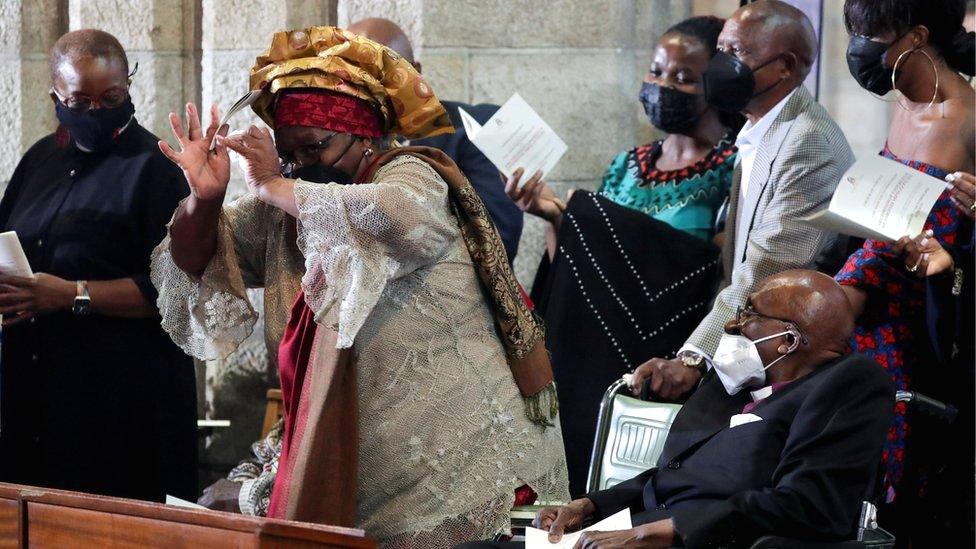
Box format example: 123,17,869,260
273,90,382,137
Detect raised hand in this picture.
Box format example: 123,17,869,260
158,103,230,201
217,125,285,202
504,168,566,223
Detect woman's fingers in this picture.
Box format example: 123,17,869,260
504,168,525,200
915,253,930,279
203,104,221,145
168,111,186,144
186,103,203,141
892,236,911,255
158,140,181,165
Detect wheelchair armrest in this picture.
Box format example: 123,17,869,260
749,536,865,549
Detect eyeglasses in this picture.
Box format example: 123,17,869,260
51,86,130,112
733,305,809,344
278,133,344,174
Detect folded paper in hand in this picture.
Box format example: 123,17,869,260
458,93,568,188
798,155,946,242
209,90,263,151
525,508,632,549
0,231,32,278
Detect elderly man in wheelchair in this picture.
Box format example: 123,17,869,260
459,269,894,548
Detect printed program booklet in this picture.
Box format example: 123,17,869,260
458,93,568,187
798,155,945,242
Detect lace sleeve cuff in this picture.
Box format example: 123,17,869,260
150,212,258,360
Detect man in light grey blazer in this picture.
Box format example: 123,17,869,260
630,0,854,401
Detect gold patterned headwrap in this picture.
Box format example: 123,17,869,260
248,26,453,140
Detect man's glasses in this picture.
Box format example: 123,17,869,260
51,86,129,112
734,305,809,344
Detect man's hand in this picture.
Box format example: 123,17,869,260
573,519,676,549
534,498,596,543
0,273,75,326
629,357,701,402
197,478,242,513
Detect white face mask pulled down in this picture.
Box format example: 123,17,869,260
712,329,800,395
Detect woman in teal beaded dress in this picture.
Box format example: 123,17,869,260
506,16,741,494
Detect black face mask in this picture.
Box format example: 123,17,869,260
282,134,358,184
55,96,135,153
639,82,703,135
846,35,904,96
702,51,783,113
286,163,353,185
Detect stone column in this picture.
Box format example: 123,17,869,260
0,0,63,188
68,0,201,143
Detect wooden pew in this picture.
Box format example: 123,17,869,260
0,483,374,548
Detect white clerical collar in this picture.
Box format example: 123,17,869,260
735,88,797,150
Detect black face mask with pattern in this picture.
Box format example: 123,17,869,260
639,82,703,135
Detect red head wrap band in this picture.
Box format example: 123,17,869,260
273,89,383,138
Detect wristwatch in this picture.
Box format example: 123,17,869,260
72,280,91,316
677,350,707,375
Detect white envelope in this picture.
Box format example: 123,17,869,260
729,413,763,428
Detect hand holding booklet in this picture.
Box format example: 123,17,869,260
525,508,632,549
0,231,33,278
798,155,945,242
458,93,568,187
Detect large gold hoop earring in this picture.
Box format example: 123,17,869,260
891,47,940,113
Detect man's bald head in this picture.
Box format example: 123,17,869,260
750,269,854,354
50,29,129,82
726,0,818,79
347,18,416,66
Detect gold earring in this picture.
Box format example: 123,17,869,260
364,148,373,157
891,47,940,113
777,344,790,354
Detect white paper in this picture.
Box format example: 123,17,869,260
165,494,207,509
209,90,263,150
798,155,946,242
0,231,33,278
525,508,632,549
458,93,568,187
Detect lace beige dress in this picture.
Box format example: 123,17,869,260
151,155,569,547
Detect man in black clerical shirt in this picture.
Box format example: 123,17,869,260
0,29,196,502
458,270,893,548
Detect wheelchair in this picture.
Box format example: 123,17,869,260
511,377,957,548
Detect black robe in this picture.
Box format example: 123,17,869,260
0,121,197,502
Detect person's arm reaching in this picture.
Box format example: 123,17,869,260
158,103,231,278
